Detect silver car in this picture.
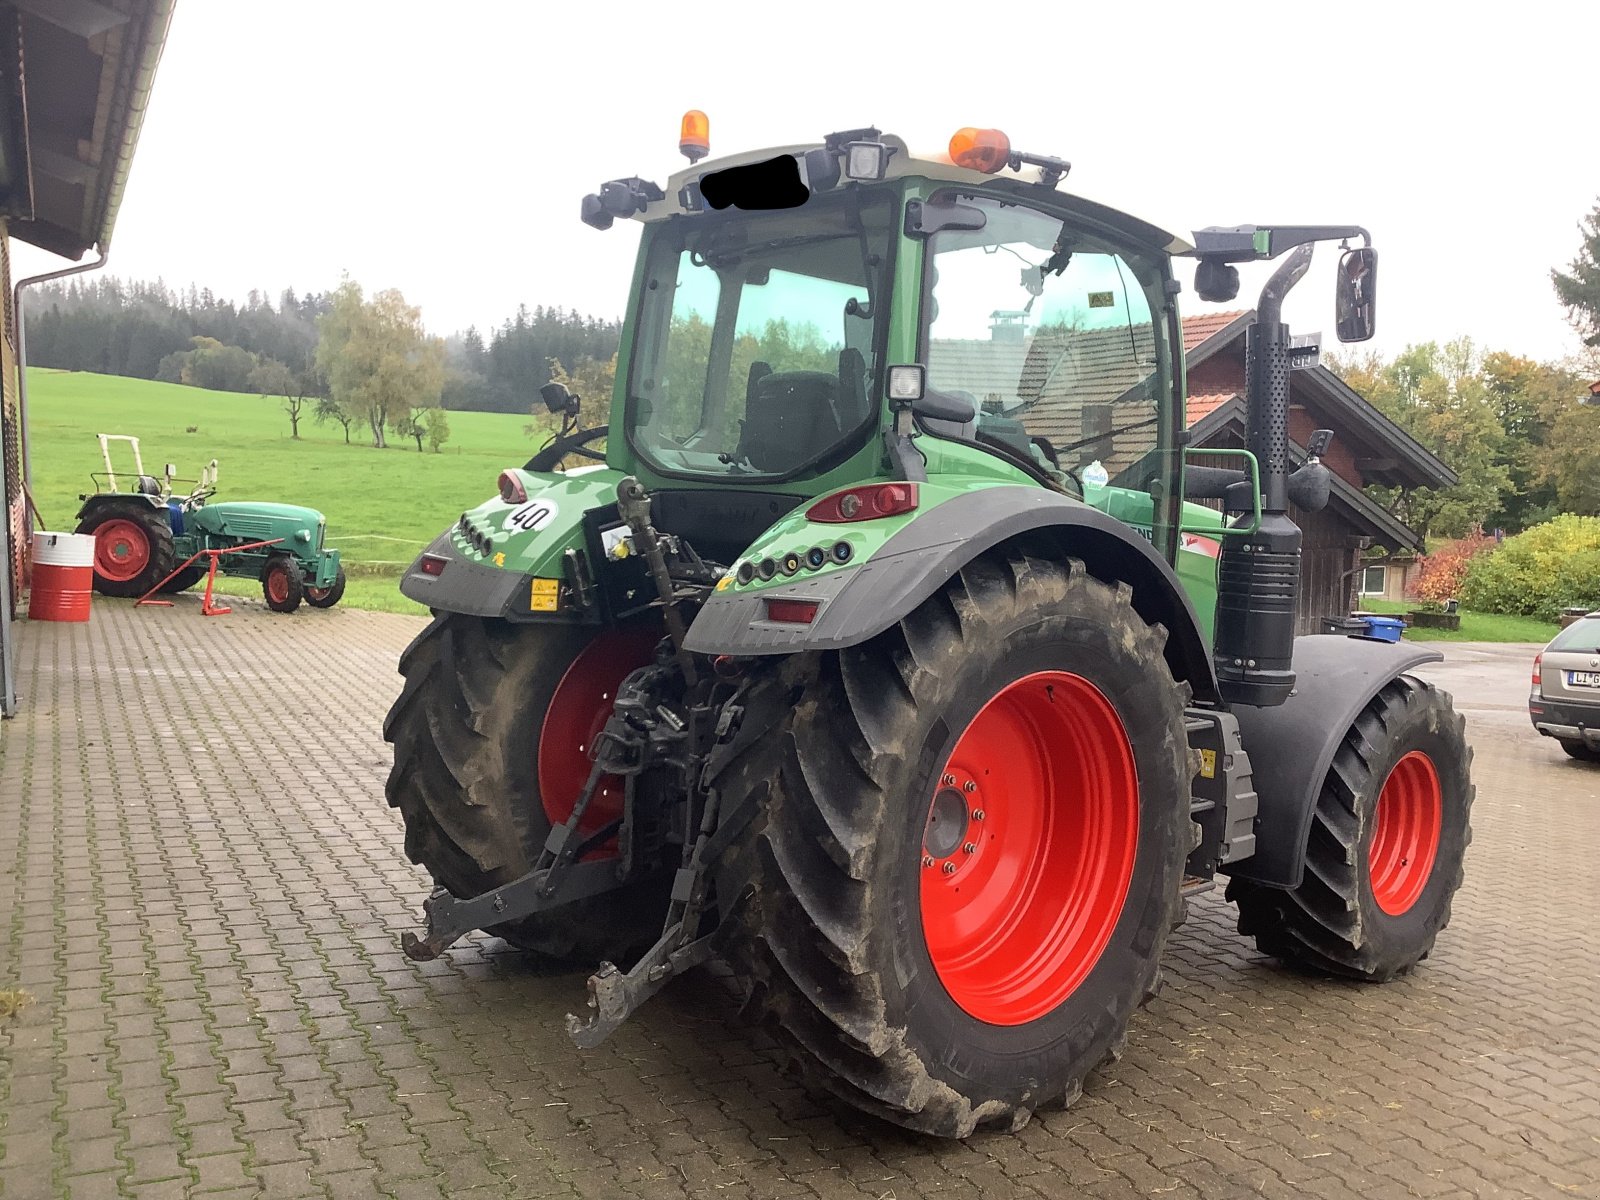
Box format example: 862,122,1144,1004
1530,613,1600,762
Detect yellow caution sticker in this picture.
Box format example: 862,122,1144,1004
530,577,561,612
715,574,732,592
1198,748,1217,780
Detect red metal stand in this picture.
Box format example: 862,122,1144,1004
135,538,284,616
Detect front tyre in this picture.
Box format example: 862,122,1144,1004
262,555,305,613
305,566,346,608
712,551,1196,1136
1228,677,1473,981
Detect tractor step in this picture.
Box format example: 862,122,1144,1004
1181,874,1216,896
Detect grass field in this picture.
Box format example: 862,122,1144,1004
27,368,545,613
1361,597,1558,644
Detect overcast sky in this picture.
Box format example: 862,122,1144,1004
15,1,1599,365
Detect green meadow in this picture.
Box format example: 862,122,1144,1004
26,368,544,613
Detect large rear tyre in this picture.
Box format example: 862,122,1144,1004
383,614,668,961
1228,677,1473,981
158,563,206,594
75,502,176,597
710,550,1196,1137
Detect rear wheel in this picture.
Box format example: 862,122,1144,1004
158,563,206,594
304,566,346,609
383,614,668,961
710,550,1195,1136
1558,739,1600,763
262,555,304,613
1228,677,1473,981
76,502,176,597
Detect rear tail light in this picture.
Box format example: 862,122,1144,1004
499,471,528,505
1532,653,1542,688
764,598,820,624
806,483,919,524
420,554,448,577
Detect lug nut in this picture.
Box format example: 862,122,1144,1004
922,855,934,868
963,781,977,793
963,842,977,855
941,862,957,875
972,809,985,821
942,774,956,785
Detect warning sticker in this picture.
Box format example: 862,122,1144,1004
1198,748,1217,780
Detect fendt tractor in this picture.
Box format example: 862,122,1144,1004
385,118,1473,1137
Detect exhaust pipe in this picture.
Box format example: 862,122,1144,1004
1212,244,1313,708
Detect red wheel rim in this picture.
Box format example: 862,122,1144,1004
1369,750,1442,916
266,567,289,604
538,627,660,853
94,519,150,582
920,671,1139,1026
306,586,327,601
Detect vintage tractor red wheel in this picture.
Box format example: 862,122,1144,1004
262,555,305,613
94,518,151,582
538,627,662,849
920,671,1138,1025
1368,751,1442,916
75,502,177,597
304,565,346,609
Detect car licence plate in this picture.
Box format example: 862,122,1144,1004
1570,671,1600,687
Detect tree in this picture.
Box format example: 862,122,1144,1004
1331,340,1512,539
425,406,450,453
315,280,445,448
314,393,354,444
1553,199,1600,347
248,357,302,438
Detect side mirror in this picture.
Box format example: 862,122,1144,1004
540,381,577,414
1335,247,1378,342
913,389,977,424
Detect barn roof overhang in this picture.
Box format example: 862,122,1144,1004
0,0,175,259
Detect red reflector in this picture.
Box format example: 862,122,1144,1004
499,470,528,505
420,554,448,577
764,598,820,624
806,482,919,524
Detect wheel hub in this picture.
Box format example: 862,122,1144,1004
923,785,973,861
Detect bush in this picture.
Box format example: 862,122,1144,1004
1460,515,1600,620
1409,530,1494,605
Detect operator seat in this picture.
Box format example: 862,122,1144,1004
737,369,844,472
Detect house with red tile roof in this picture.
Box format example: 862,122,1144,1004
1180,311,1456,629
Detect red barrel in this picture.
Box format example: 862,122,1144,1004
30,532,97,622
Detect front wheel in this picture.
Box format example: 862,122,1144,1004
304,566,346,608
262,555,305,613
712,550,1196,1136
1228,677,1473,981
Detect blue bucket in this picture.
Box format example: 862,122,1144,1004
1362,616,1405,643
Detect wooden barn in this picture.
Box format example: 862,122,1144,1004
1181,311,1457,633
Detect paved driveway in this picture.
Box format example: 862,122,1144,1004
1,604,1597,1199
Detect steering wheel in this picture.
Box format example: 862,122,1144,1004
526,424,608,473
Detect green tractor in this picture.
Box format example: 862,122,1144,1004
386,121,1473,1137
75,434,346,613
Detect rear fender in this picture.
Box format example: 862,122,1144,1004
684,484,1220,704
75,493,166,522
399,466,626,620
1223,635,1444,888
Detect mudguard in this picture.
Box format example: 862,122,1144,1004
685,485,1220,704
1223,634,1444,888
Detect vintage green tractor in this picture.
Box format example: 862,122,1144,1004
74,434,345,613
384,120,1473,1137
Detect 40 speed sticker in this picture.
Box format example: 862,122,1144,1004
507,498,559,533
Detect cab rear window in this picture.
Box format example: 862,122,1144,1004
1549,618,1600,654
